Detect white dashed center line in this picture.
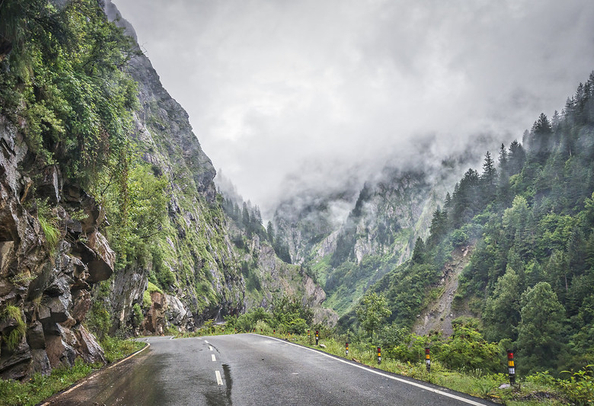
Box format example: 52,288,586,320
211,354,216,362
215,370,223,385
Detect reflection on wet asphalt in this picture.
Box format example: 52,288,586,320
46,347,168,405
45,337,231,406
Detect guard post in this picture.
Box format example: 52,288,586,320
377,347,381,365
345,342,349,356
507,350,516,385
425,347,431,372
315,330,319,346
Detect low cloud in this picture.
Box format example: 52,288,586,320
114,0,594,216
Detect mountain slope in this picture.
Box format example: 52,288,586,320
0,0,327,380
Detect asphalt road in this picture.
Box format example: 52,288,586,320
44,334,496,406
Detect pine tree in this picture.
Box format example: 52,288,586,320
266,221,275,243
483,266,521,342
480,151,497,206
529,113,553,163
517,282,566,374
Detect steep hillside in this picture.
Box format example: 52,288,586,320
341,72,594,375
273,156,481,316
0,0,327,380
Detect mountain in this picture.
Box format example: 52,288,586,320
272,145,491,316
0,0,327,380
339,73,594,375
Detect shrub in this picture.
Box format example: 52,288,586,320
1,306,26,351
557,365,594,405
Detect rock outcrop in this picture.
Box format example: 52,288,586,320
0,117,113,379
0,2,331,381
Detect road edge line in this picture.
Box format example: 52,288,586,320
39,341,151,406
261,334,490,406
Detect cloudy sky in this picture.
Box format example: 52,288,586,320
113,0,594,214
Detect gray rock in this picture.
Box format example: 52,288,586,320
27,321,46,349
30,349,52,376
0,341,32,380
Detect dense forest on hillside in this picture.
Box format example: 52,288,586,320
340,73,594,376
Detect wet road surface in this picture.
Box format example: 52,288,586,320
44,334,495,405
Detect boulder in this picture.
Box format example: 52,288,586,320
71,289,91,323
26,321,45,349
30,349,51,376
0,340,31,380
75,325,105,364
40,295,71,324
85,232,114,283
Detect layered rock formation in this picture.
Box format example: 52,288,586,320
0,117,113,379
0,1,329,380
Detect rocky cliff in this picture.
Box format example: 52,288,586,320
0,0,328,380
0,117,113,379
273,158,478,316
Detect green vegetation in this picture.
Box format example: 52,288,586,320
85,281,112,340
0,0,138,186
142,281,162,308
0,306,26,351
334,72,594,379
0,359,97,406
36,199,60,251
355,292,391,341
101,336,145,364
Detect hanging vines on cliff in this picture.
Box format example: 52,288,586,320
0,0,139,187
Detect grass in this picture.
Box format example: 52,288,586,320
36,199,60,251
1,306,26,351
0,338,146,406
101,336,146,364
284,334,573,405
143,281,163,308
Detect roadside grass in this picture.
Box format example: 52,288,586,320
285,334,573,406
102,336,146,363
0,338,146,406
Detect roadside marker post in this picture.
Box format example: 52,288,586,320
345,342,349,356
315,330,319,346
425,347,431,372
507,350,516,385
377,347,381,365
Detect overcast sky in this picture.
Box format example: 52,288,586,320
113,0,594,215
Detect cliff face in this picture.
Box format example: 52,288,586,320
0,0,328,380
0,117,112,379
273,162,468,316
98,0,328,334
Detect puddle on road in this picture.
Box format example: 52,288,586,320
205,363,233,406
223,364,233,401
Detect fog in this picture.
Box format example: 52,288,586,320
113,0,594,216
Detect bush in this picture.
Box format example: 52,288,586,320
556,365,594,405
451,229,468,247
1,306,26,351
